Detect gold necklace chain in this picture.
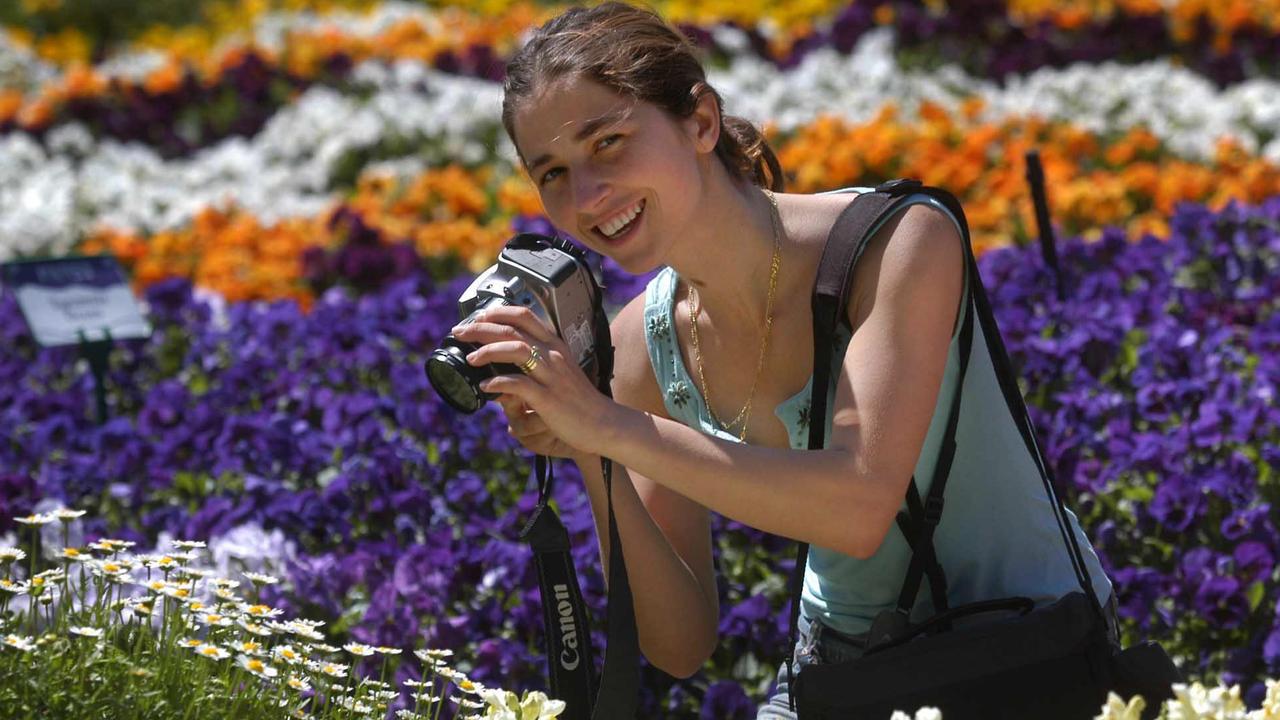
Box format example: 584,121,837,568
688,188,782,441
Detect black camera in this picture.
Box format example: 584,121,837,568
426,233,609,413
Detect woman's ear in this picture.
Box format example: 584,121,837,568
685,83,721,154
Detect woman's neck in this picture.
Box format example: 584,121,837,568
666,173,788,331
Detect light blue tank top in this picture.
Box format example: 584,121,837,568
640,187,1113,635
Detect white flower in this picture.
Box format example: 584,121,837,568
237,618,273,637
273,644,304,665
1253,678,1280,719
285,674,311,692
415,647,453,663
67,626,103,638
232,639,266,656
92,560,132,578
312,661,347,678
335,696,372,714
13,513,55,526
3,634,36,652
197,612,234,627
1164,681,1248,720
194,643,230,660
241,603,284,618
0,547,26,563
170,540,206,549
161,584,195,601
242,572,279,586
477,688,566,720
403,679,432,690
52,508,86,521
237,654,279,679
61,547,90,562
0,578,29,595
344,642,377,657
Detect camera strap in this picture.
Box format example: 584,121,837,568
517,455,640,720
517,278,639,719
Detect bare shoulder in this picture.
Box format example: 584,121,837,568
607,290,669,417
847,200,965,330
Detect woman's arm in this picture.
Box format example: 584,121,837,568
571,450,719,678
598,204,967,559
570,295,719,678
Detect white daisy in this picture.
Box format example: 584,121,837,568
197,612,234,627
68,626,103,638
241,603,284,618
237,654,278,679
14,513,55,526
285,674,311,692
414,648,453,663
233,639,265,656
3,635,36,652
242,572,279,585
343,642,376,657
195,643,230,660
0,547,27,563
403,679,433,690
236,618,273,637
317,661,347,678
0,579,31,595
272,644,304,665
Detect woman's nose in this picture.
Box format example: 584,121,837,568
571,168,610,217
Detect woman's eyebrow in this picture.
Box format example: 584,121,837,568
526,110,628,173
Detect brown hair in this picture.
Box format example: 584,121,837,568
501,1,784,192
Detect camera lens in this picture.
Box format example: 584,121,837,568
426,344,486,414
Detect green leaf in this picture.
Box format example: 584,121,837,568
1247,581,1266,611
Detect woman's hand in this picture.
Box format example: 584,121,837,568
451,305,624,458
492,394,581,460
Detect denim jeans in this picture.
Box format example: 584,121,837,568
755,593,1122,719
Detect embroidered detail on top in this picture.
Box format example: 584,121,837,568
797,400,811,430
667,380,691,408
646,313,671,341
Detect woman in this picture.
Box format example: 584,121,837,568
450,2,1117,716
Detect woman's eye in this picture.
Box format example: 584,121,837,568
539,135,623,186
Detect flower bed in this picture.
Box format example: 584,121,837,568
2,0,1279,716
3,195,1278,715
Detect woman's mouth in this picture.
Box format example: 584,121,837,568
593,199,645,246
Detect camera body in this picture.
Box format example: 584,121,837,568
426,233,607,413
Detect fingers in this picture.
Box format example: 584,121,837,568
452,306,556,346
506,406,550,437
464,339,538,369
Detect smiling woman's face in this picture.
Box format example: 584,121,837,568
512,73,716,274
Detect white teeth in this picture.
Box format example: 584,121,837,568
598,200,643,237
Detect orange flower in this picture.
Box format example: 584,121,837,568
143,60,186,96
0,91,23,124
62,64,107,99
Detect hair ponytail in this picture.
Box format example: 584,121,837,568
502,1,786,192
718,115,785,192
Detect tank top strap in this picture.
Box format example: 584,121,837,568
641,267,701,425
